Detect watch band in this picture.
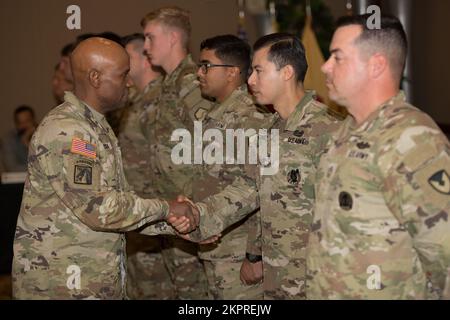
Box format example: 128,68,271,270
246,252,262,263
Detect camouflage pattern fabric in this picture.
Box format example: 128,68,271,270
144,54,214,299
12,92,171,300
192,92,343,299
193,86,271,299
116,78,177,299
306,92,450,300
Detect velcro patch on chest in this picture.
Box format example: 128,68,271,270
285,129,310,145
195,108,209,121
287,136,309,145
346,140,373,161
347,150,370,160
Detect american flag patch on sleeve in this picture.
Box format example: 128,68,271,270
71,138,97,159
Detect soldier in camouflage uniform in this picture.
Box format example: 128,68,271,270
192,35,273,299
171,33,343,299
114,34,176,300
12,38,196,300
141,6,212,299
306,15,450,299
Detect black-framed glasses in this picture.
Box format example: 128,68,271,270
197,62,239,74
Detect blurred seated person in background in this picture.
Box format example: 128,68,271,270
52,63,74,105
0,106,37,172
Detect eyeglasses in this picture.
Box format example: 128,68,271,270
197,62,239,74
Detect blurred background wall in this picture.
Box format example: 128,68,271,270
0,0,449,139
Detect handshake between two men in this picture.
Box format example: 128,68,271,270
166,195,263,286
166,195,220,244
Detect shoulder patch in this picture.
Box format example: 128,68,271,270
65,156,100,191
71,138,96,159
429,170,450,195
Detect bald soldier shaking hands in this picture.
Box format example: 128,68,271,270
12,37,198,300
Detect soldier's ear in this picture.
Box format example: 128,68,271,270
227,66,240,82
88,69,101,88
282,64,295,82
168,30,179,48
369,53,388,79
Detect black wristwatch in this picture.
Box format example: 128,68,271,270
246,253,262,263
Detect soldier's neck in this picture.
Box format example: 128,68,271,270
216,83,240,104
74,90,103,115
137,73,160,92
274,84,305,120
164,50,188,75
349,86,399,125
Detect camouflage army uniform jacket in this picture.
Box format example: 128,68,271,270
193,86,271,262
307,92,450,299
192,92,342,299
118,77,162,198
12,92,170,300
148,54,213,199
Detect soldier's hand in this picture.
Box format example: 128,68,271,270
167,200,198,233
240,259,263,285
175,194,199,227
166,213,191,234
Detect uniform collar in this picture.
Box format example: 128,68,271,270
128,76,163,105
163,54,196,86
64,91,109,130
144,76,163,93
347,91,406,133
285,90,316,131
207,85,248,121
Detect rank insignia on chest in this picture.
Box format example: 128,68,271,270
428,170,450,195
71,138,97,159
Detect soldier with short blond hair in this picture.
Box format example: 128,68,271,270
141,6,212,299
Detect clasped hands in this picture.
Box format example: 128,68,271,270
166,195,198,234
166,195,220,244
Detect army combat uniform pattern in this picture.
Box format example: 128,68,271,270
12,92,171,300
143,54,214,299
193,85,271,299
306,92,450,300
116,78,177,299
192,92,343,299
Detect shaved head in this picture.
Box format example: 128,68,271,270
70,37,130,113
